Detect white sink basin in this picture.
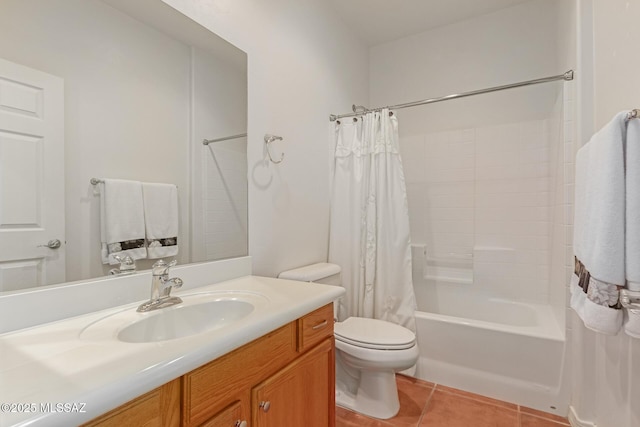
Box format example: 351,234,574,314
118,300,255,343
80,291,268,343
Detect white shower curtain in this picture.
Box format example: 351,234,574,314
329,108,416,332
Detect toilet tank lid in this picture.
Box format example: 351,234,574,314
278,263,341,282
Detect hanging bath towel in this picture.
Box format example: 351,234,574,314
142,182,179,259
624,115,640,337
571,112,627,335
100,179,147,264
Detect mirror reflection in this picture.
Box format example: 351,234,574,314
0,0,248,292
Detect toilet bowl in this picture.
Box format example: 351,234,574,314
279,263,419,420
334,316,418,419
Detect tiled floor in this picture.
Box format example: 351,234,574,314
336,375,570,427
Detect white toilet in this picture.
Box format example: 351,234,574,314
279,263,419,420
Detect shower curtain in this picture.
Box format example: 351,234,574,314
329,108,416,332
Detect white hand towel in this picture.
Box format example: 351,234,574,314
142,182,179,259
100,179,147,264
574,111,627,286
626,118,640,292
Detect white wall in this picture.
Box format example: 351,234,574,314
370,0,566,306
162,0,369,277
570,1,640,426
0,0,192,282
370,0,561,136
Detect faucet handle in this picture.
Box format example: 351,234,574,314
151,259,169,275
110,255,137,276
151,259,177,276
113,255,136,272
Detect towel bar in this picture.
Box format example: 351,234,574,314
621,289,640,310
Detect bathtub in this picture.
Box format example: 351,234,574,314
413,283,569,415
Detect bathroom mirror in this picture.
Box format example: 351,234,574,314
0,0,248,292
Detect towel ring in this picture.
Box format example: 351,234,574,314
264,134,284,164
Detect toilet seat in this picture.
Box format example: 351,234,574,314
335,317,415,350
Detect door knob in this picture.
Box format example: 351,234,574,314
38,239,62,249
235,421,247,427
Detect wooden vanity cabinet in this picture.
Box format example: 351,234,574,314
252,337,333,427
81,378,180,427
185,303,335,427
84,303,335,427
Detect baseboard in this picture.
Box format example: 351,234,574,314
569,406,597,427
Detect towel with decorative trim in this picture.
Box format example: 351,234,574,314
100,179,147,264
571,112,627,334
142,182,179,259
570,258,622,335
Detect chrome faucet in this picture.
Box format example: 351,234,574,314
137,259,184,312
109,255,137,276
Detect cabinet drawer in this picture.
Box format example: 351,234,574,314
298,303,333,352
200,401,246,427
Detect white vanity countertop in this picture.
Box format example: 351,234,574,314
0,275,344,427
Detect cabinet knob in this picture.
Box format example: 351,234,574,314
259,401,271,412
235,421,247,427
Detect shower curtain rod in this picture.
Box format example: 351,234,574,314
202,133,247,145
329,70,575,122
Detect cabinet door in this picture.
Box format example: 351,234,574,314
81,379,180,427
252,338,334,427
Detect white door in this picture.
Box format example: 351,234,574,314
0,58,65,291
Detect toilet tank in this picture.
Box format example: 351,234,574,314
278,263,342,286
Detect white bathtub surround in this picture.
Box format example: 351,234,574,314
99,179,147,265
413,283,567,415
0,261,344,427
329,108,417,331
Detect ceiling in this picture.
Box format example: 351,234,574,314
328,0,532,46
